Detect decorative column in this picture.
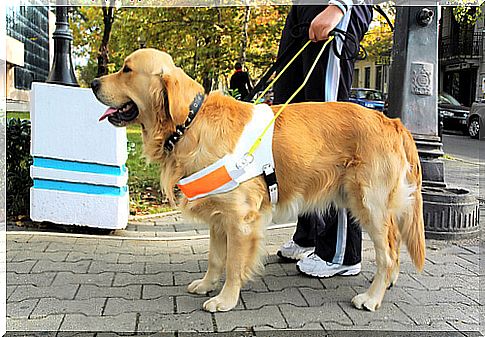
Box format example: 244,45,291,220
388,6,479,239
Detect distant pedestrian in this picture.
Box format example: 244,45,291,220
230,62,253,100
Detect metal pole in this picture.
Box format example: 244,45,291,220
46,0,79,87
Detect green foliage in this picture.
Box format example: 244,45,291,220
453,5,483,26
361,5,394,62
71,6,289,89
6,118,33,216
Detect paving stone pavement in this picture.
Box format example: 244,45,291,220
5,158,483,336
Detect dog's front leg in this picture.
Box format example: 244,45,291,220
188,225,226,295
203,219,259,312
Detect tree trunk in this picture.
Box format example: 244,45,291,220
97,0,115,77
240,6,251,65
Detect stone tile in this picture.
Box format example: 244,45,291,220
215,305,287,331
31,260,90,273
319,273,370,290
300,287,358,306
113,272,173,286
241,288,307,309
170,253,205,263
415,274,479,291
279,303,352,329
118,253,169,264
31,298,105,317
96,243,145,255
7,234,34,243
262,263,288,277
7,299,38,318
7,315,64,331
7,271,56,287
138,312,213,332
263,275,324,291
7,286,16,300
66,251,119,263
11,251,68,262
104,296,174,315
52,271,115,286
176,295,244,313
396,302,479,325
9,284,78,302
173,272,205,286
241,278,269,293
76,285,142,300
145,260,200,273
75,238,122,246
7,241,49,252
404,288,477,306
45,242,96,254
61,313,137,331
7,261,37,273
88,261,144,274
143,285,189,299
340,300,414,326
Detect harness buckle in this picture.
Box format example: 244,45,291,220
262,164,278,204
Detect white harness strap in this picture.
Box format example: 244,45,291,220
177,104,278,203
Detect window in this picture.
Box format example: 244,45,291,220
364,67,371,88
376,66,382,92
352,68,360,88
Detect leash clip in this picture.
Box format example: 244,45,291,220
236,153,254,169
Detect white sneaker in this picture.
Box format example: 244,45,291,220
277,239,315,261
296,253,361,278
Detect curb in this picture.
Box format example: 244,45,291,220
6,222,297,241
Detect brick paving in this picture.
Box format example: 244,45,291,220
5,159,483,336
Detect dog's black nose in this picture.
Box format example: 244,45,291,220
91,79,101,93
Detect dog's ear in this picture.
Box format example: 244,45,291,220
161,67,204,125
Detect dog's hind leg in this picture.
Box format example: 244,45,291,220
351,212,393,311
203,209,265,312
188,224,226,295
388,217,401,289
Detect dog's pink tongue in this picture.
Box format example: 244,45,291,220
99,107,118,121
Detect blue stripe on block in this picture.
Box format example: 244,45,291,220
34,157,127,176
33,179,128,196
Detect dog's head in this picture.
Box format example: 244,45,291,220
91,48,204,132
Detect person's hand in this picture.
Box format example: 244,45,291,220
308,5,344,42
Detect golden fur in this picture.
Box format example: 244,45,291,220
94,48,425,312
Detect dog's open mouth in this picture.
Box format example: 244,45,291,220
99,101,139,127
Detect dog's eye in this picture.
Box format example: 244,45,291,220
123,66,132,73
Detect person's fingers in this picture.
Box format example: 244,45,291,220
308,26,316,42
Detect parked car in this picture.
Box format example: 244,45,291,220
349,88,385,112
467,101,485,139
438,92,470,134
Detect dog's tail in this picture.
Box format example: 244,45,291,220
397,127,426,272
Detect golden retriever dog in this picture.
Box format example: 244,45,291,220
92,48,425,313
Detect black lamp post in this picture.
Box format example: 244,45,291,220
46,0,79,87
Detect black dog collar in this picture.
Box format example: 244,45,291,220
164,93,205,152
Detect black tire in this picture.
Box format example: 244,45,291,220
468,116,480,139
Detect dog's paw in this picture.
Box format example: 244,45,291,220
203,295,238,312
351,293,381,312
187,279,217,295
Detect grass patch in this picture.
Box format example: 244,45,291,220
126,124,172,215
7,111,30,120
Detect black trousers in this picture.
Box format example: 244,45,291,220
273,5,373,266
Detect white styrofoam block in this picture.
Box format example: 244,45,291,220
30,82,127,166
31,166,128,187
30,188,129,229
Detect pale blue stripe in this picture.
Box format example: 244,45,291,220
34,157,126,176
33,179,128,197
325,9,352,102
333,208,348,265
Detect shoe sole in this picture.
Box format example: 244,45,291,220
296,264,361,278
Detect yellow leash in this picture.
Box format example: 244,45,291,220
247,36,335,157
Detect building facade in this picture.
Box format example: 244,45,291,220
5,2,54,111
439,6,484,106
353,51,391,94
